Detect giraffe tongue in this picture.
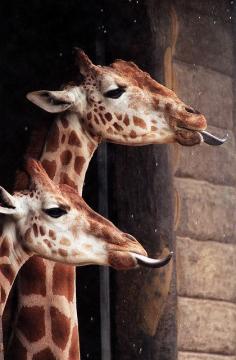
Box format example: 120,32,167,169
131,251,173,268
200,130,228,146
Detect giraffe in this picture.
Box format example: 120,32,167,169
6,49,227,360
0,158,171,358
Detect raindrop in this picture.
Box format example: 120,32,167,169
198,15,201,19
24,126,28,131
132,343,136,348
130,214,134,219
90,316,94,322
86,354,90,358
139,347,143,354
104,29,107,34
154,228,157,233
155,161,159,166
100,8,104,12
133,19,137,23
229,16,232,20
213,20,216,24
230,0,234,4
59,52,63,57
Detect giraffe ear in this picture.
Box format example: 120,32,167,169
0,187,18,215
74,48,96,76
26,90,75,113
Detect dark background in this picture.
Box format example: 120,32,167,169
0,1,175,359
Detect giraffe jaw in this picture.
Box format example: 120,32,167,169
131,251,173,268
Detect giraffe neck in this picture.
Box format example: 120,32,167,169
41,113,99,194
0,221,30,316
6,113,99,360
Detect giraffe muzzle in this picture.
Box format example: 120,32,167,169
131,251,173,268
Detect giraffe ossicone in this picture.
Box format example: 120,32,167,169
27,48,227,147
0,159,171,312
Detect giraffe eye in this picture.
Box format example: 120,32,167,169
43,208,67,218
104,87,126,99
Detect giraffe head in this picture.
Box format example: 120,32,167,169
0,159,171,269
27,49,226,146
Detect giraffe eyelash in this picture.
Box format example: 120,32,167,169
43,208,68,218
104,86,126,99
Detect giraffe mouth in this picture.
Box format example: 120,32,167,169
130,251,173,268
176,126,228,146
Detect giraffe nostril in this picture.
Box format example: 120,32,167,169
185,107,201,115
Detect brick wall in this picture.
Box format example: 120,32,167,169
171,1,236,359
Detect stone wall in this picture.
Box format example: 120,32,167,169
172,1,236,359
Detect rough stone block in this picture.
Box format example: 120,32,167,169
174,178,236,243
176,237,236,302
174,8,233,75
175,0,233,23
178,297,236,354
178,352,236,360
172,127,236,186
173,61,233,130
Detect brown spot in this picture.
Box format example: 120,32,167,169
18,306,45,342
20,257,46,296
33,348,56,360
0,236,10,257
87,141,96,155
60,173,77,190
6,335,27,360
0,264,15,284
49,230,56,240
46,123,60,152
1,287,6,303
52,263,74,302
69,326,80,360
60,238,71,246
74,156,86,175
61,134,66,144
107,127,114,134
25,228,32,243
84,244,92,250
61,118,69,128
104,113,112,121
94,114,100,125
165,103,172,111
115,113,123,121
99,106,105,111
60,150,72,166
98,113,106,125
39,226,46,236
113,122,123,132
133,116,146,129
123,114,130,126
68,130,81,147
43,239,52,248
130,130,137,138
87,112,92,121
59,248,68,257
151,126,158,131
41,159,57,180
33,223,39,238
50,306,71,350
